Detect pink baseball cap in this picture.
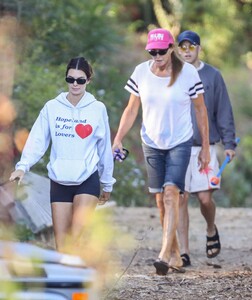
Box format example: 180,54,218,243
145,28,174,50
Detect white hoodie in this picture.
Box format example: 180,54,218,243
16,92,116,192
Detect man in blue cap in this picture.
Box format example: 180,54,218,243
176,30,237,266
178,30,236,266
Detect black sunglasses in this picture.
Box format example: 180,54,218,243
65,77,87,85
148,48,169,56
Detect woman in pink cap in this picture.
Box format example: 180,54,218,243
112,28,210,275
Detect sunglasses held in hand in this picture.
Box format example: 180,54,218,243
65,77,87,85
113,148,129,162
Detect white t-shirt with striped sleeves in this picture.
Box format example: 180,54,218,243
124,61,204,150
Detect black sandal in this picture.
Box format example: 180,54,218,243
206,225,221,258
181,253,191,267
153,259,169,276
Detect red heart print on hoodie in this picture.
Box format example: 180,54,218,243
75,124,93,139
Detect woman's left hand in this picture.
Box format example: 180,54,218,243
98,191,111,205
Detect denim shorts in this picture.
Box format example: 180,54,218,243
142,138,193,193
50,171,100,203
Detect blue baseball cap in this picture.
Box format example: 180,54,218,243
177,30,200,46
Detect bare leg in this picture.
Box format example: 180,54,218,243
197,190,220,257
197,190,216,235
177,192,190,255
169,232,183,267
155,192,165,228
51,202,72,251
71,194,98,242
158,185,180,263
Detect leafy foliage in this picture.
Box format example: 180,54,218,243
14,223,35,241
17,0,124,65
113,157,148,206
2,0,252,206
174,0,245,67
13,62,66,129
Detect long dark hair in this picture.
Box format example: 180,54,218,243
65,57,93,80
168,46,184,87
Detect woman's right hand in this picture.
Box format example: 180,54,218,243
9,169,25,185
112,141,126,162
112,140,123,153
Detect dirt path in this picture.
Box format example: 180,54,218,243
102,206,252,300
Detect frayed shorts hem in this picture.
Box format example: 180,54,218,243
148,187,163,193
148,182,180,194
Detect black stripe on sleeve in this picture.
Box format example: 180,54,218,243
125,78,139,94
189,81,204,97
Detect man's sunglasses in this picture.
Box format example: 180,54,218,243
178,44,197,52
148,48,169,56
65,77,87,85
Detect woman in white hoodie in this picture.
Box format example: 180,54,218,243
10,57,116,251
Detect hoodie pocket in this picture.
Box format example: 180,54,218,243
49,158,87,183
